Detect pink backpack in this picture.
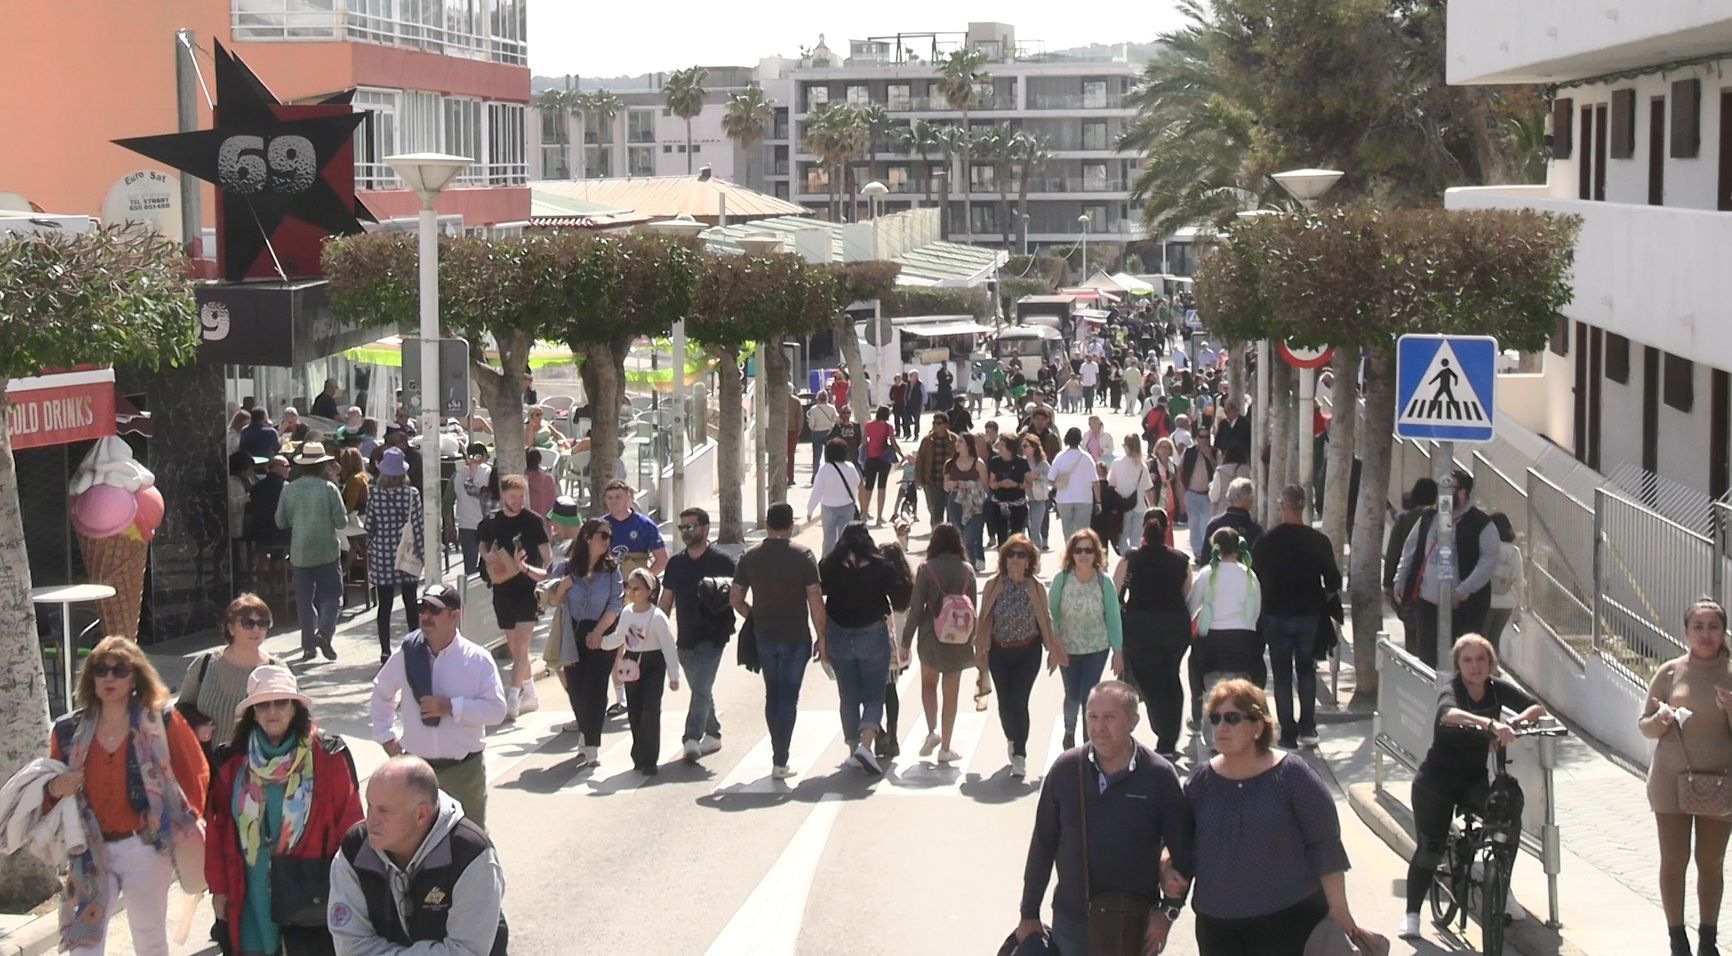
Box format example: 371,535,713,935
927,563,976,645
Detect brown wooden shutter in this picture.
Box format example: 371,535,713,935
1671,78,1701,158
1551,97,1573,159
1610,89,1636,159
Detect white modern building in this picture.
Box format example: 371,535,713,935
1445,1,1732,500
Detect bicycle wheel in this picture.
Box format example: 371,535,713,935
1429,840,1462,928
1479,848,1508,956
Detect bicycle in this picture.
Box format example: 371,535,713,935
1428,721,1566,956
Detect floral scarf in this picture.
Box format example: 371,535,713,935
60,702,198,952
234,728,314,867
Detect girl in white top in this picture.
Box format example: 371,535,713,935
606,568,681,775
809,437,864,559
1187,527,1267,688
1483,512,1527,656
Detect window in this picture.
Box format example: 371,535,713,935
353,89,398,189
1081,204,1107,226
1549,315,1569,356
486,101,525,185
487,0,526,65
806,86,828,111
583,144,612,178
969,205,998,234
1610,88,1635,159
1672,79,1701,158
231,0,337,40
886,166,909,191
1550,98,1573,159
1082,121,1107,151
888,85,911,111
443,0,485,56
400,91,441,153
443,97,483,183
627,109,655,143
1665,352,1695,411
662,144,673,153
846,85,870,107
970,164,996,190
1083,163,1110,190
804,165,830,191
628,145,655,176
1082,81,1107,110
1606,333,1630,384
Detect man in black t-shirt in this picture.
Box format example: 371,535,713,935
658,507,737,763
826,404,863,462
477,473,551,721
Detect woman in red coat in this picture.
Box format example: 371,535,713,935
205,666,361,956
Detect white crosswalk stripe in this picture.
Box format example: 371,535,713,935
877,709,990,796
709,713,838,796
580,711,691,794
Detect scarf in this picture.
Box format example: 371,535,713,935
234,728,314,867
60,702,198,952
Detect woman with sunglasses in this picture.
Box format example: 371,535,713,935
545,519,623,768
602,568,680,775
176,593,286,758
47,637,208,956
205,666,361,956
1049,529,1124,750
976,535,1066,778
1175,679,1366,954
1019,434,1051,552
1113,510,1193,759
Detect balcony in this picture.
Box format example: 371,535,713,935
1027,93,1124,111
1024,177,1128,195
1447,0,1732,84
1446,186,1732,368
229,2,527,66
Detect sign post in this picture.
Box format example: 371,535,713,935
1276,341,1334,521
1395,334,1498,666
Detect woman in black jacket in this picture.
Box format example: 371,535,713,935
1113,509,1194,758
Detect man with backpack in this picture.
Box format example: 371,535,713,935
659,507,737,764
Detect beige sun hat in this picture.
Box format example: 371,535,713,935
233,664,312,718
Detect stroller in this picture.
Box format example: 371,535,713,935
893,458,921,523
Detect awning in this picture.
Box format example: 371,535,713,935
903,321,995,338
5,368,116,450
1060,287,1121,303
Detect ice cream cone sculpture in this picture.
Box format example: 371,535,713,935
67,437,160,640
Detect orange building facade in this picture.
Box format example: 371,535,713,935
0,0,530,236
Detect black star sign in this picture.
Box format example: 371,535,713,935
113,42,369,281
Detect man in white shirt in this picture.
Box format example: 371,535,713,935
370,583,508,828
1170,414,1194,453
1197,341,1219,370
1123,362,1144,415
1049,427,1100,542
1079,357,1100,414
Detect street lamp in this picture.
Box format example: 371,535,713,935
1077,212,1091,281
1019,212,1030,257
860,180,888,219
1270,168,1343,520
385,151,471,588
647,212,710,523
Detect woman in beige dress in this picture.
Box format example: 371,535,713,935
1639,597,1732,956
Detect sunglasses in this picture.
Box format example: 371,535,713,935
676,523,701,532
593,531,612,540
418,603,450,615
235,616,270,630
88,661,134,680
253,698,297,712
1071,547,1097,556
1006,552,1031,561
1208,711,1252,726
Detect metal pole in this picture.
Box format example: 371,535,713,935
1297,364,1315,521
670,319,687,520
174,29,202,258
1592,487,1605,657
1256,340,1271,523
1436,444,1457,669
1540,732,1563,928
754,348,767,528
417,201,443,586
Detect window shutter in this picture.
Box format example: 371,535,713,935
1610,89,1636,159
1671,79,1701,158
1551,97,1573,159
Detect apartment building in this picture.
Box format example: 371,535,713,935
0,0,531,239
1445,1,1732,500
777,23,1142,253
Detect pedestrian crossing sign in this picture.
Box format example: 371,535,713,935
1395,334,1497,442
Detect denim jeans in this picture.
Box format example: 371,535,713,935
757,638,811,767
1056,501,1093,541
1185,489,1213,560
1120,506,1146,556
1264,614,1319,741
681,640,725,743
1058,648,1110,736
946,500,987,563
820,503,854,559
458,528,480,577
291,561,341,652
923,483,949,529
1027,499,1048,551
810,437,826,474
827,620,890,739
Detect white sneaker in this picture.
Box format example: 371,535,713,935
937,748,961,764
771,765,797,780
505,687,520,721
683,739,702,763
519,682,540,714
1298,732,1320,748
919,732,941,757
854,743,883,775
560,720,582,733
571,746,596,768
1396,913,1421,939
699,734,723,755
1010,754,1027,778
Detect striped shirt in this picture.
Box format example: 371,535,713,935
177,649,285,744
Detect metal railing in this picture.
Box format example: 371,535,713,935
1024,177,1128,194
1526,470,1594,649
1594,488,1704,680
229,5,526,65
1027,93,1125,110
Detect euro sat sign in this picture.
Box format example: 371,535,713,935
1395,334,1498,442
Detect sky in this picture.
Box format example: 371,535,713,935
526,1,1190,78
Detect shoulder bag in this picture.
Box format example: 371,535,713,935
834,463,862,521
1077,756,1151,955
270,855,333,927
1674,716,1732,818
394,515,423,578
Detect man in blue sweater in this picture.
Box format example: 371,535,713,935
1016,681,1194,954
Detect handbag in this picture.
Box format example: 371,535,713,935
394,518,423,578
269,854,334,927
1076,757,1150,955
615,650,641,684
1674,721,1732,817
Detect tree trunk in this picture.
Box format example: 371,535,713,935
1266,358,1292,521
714,346,745,543
1348,348,1398,706
764,338,791,505
580,341,626,512
0,381,62,908
834,312,871,422
471,332,530,480
686,120,695,174
1320,348,1362,571
1225,339,1246,418
938,174,952,241
999,181,1013,249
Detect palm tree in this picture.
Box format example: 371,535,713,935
931,123,969,239
803,103,867,221
722,85,775,186
1011,131,1053,255
664,66,710,174
974,124,1021,249
533,88,578,179
858,105,896,215
576,89,623,178
907,119,943,207
935,47,991,240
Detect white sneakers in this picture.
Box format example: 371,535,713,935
1297,731,1320,748
771,765,797,780
683,739,702,763
854,743,884,775
936,748,961,764
1010,755,1027,778
560,720,582,733
504,687,520,721
572,745,598,768
1397,913,1421,940
919,732,941,758
699,734,723,755
518,682,539,714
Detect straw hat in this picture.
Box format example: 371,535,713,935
233,664,311,718
294,441,335,465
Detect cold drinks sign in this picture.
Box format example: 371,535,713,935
4,369,116,450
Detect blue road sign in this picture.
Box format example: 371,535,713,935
1395,334,1497,442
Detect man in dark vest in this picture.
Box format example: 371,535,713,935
1390,468,1499,669
329,756,507,956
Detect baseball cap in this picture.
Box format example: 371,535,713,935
420,583,462,610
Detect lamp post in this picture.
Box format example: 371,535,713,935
1270,169,1342,520
1077,212,1091,281
861,180,889,260
1019,212,1030,258
385,152,471,587
647,212,709,522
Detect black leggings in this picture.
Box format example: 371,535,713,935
1405,770,1522,911
1194,889,1328,956
563,620,616,748
623,651,666,771
988,639,1042,757
376,583,419,658
1123,609,1190,754
985,501,1028,545
883,678,900,740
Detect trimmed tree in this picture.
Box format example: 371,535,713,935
1198,207,1577,701
825,261,902,423
0,227,199,905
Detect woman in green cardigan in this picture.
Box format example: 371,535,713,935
1049,527,1124,749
